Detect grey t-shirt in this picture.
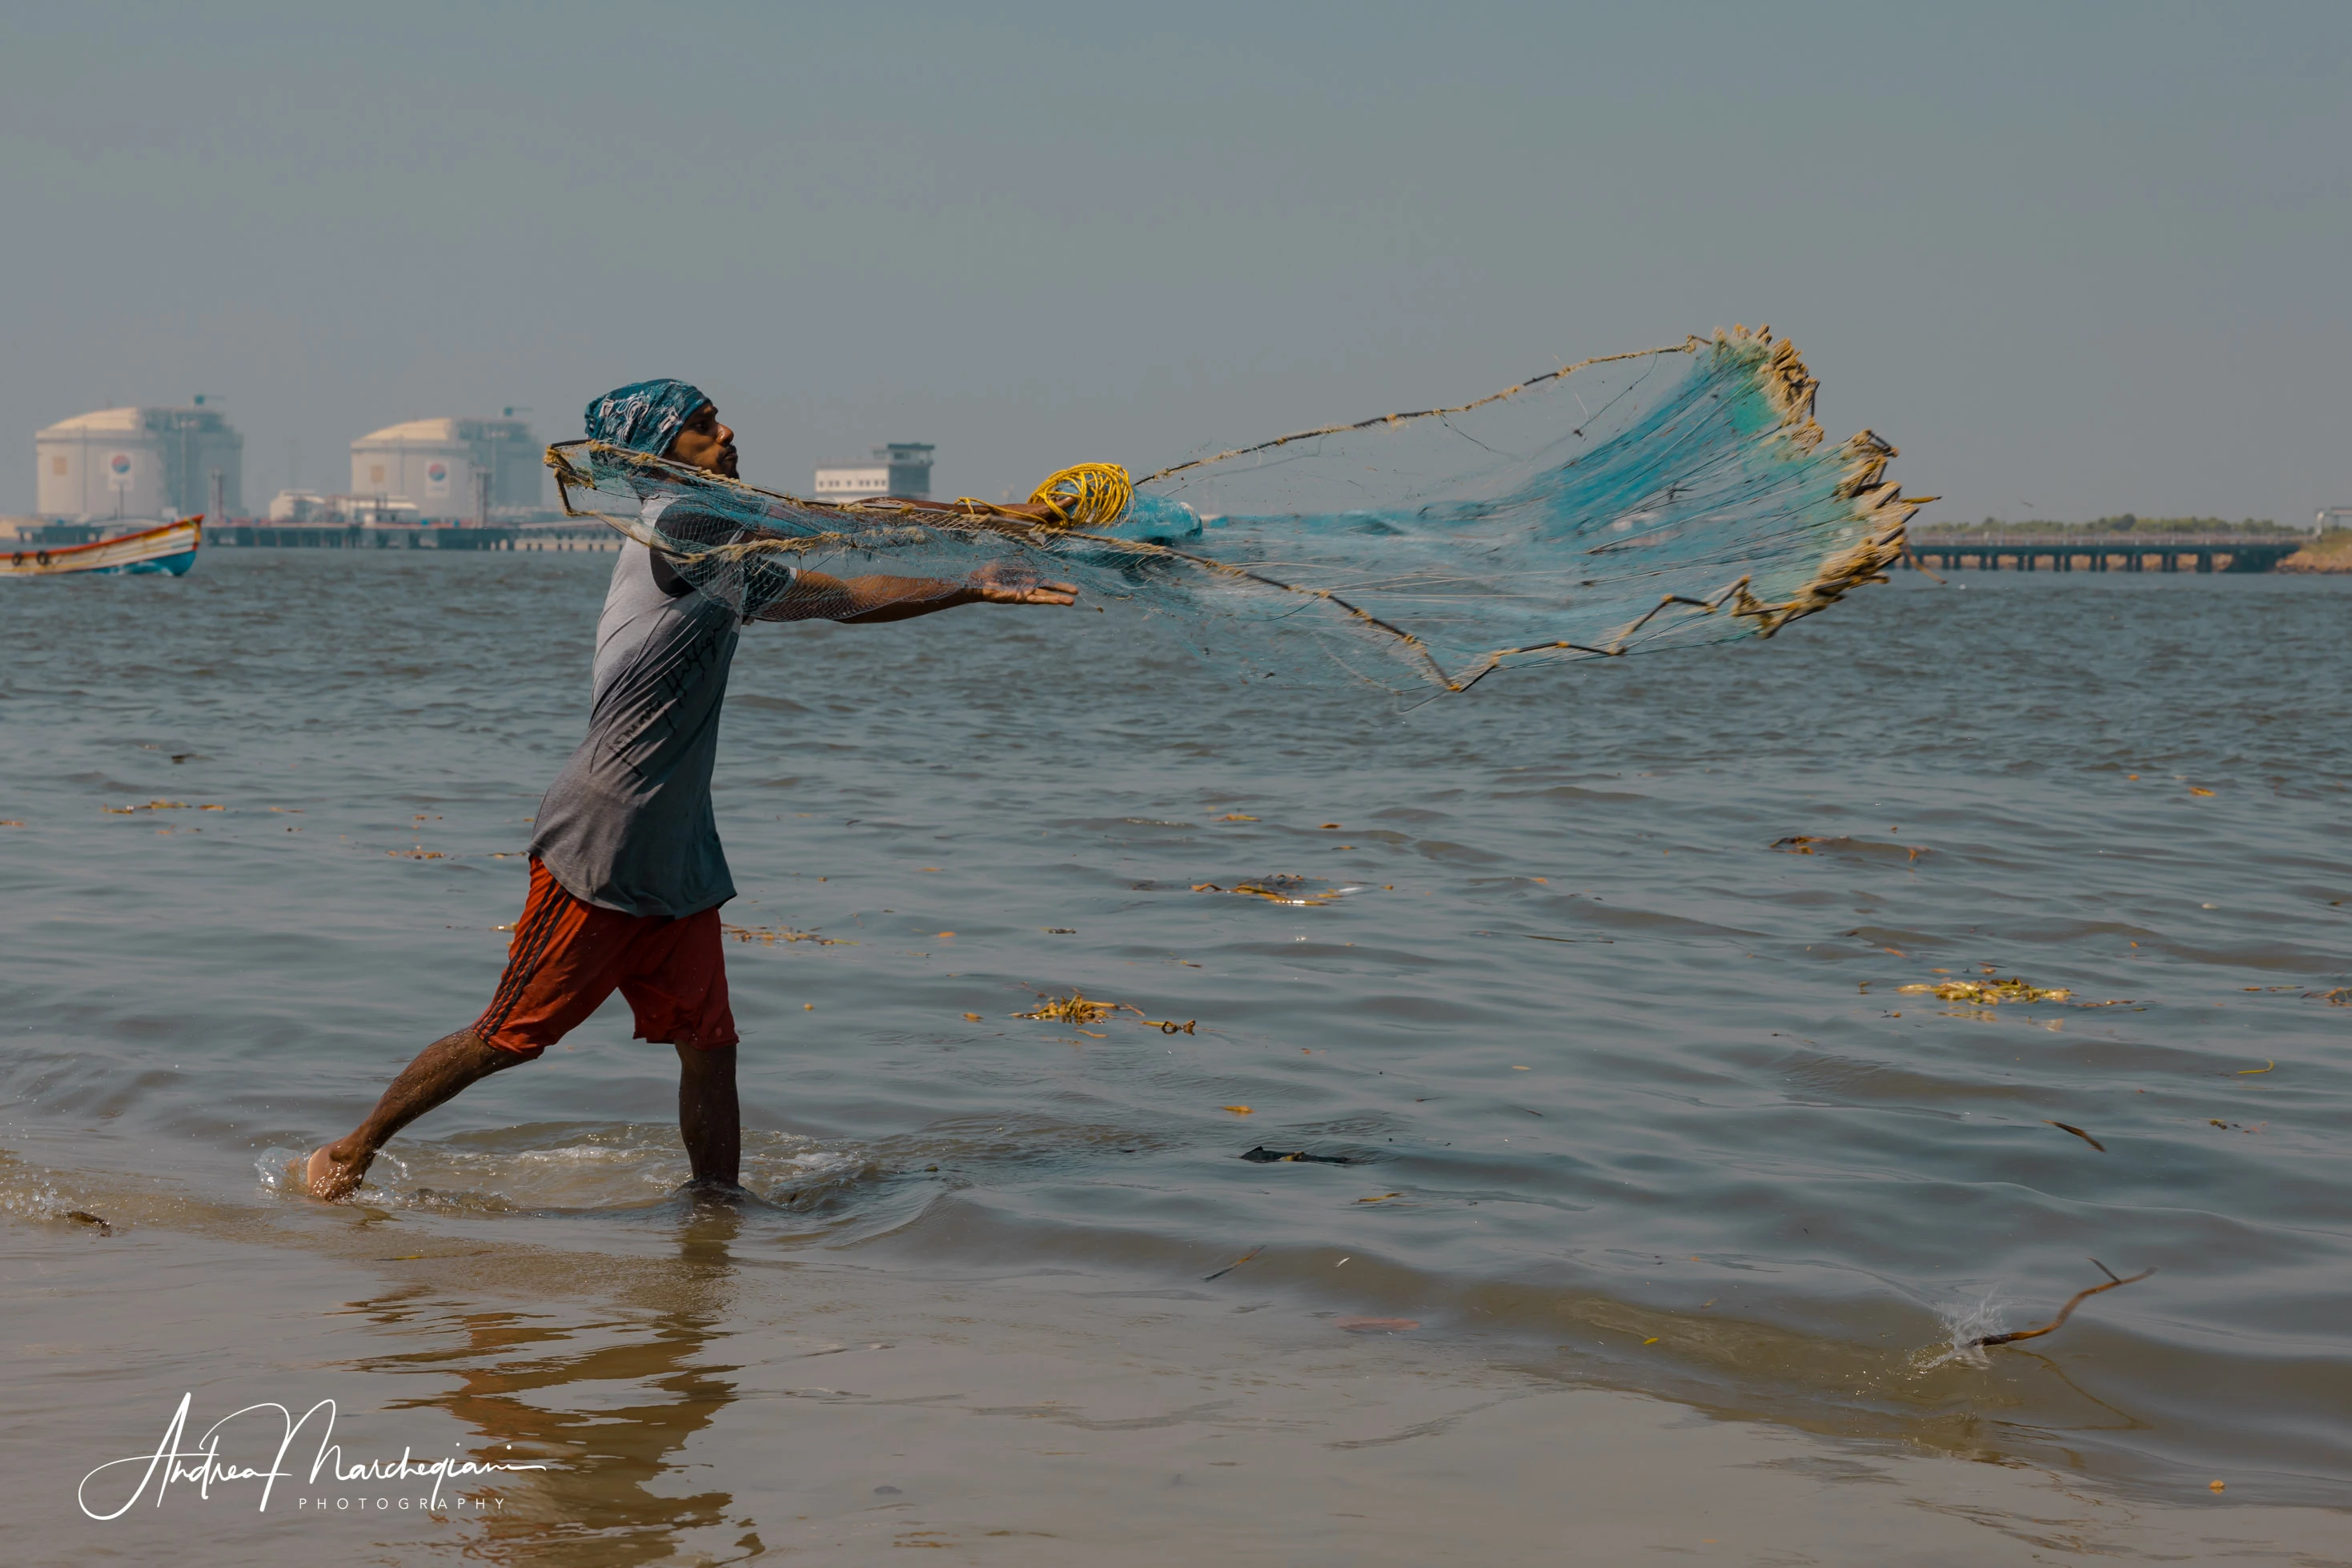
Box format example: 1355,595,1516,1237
529,527,783,918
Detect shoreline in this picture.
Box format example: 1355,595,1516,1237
2279,533,2352,572
12,1211,2348,1564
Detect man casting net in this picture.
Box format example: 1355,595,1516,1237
546,327,1926,695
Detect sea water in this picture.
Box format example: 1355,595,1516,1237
3,554,2347,1561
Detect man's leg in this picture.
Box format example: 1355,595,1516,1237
675,1041,741,1189
293,858,623,1201
295,1029,525,1199
623,904,742,1192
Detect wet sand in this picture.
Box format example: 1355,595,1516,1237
14,1212,2346,1566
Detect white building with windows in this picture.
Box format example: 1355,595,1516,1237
813,443,933,502
349,416,541,520
35,405,243,522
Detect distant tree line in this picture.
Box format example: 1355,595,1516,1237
1919,514,2290,537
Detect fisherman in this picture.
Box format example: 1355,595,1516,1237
293,379,1074,1200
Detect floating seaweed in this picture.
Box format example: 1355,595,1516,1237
1898,976,2073,1005
1239,1146,1355,1165
1772,834,1926,864
1202,1245,1263,1282
1191,874,1367,908
1013,991,1195,1033
722,923,857,946
1975,1259,2153,1349
1016,991,1119,1024
2044,1121,2106,1152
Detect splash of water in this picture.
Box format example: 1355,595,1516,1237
259,1130,846,1212
1915,1285,2007,1369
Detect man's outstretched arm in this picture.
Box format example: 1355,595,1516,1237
755,561,1076,624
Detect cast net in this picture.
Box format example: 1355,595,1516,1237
545,327,1927,696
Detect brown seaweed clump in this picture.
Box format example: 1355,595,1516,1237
1016,991,1119,1025
1898,976,2072,1005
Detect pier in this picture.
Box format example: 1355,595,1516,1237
1904,534,2304,573
207,520,619,551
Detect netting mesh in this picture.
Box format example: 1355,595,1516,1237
546,327,1925,695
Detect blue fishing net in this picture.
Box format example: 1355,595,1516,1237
546,328,1925,696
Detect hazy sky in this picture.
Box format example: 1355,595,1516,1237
4,1,2346,524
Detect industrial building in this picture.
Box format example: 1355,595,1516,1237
813,442,933,502
349,415,541,520
35,404,243,523
264,490,419,524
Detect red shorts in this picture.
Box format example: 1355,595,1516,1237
472,859,738,1058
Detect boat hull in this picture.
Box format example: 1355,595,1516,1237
2,519,203,578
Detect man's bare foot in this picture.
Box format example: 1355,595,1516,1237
288,1144,369,1201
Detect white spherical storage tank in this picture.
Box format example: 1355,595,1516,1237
350,419,472,519
349,417,541,520
36,406,243,522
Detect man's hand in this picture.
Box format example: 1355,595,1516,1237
965,559,1078,607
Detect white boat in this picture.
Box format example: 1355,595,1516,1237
2,518,202,578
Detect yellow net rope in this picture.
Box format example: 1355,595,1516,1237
1025,463,1134,527
945,463,1131,527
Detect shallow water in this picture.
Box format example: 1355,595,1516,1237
4,553,2349,1559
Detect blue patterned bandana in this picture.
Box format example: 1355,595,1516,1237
584,379,709,456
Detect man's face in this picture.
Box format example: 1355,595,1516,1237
668,403,738,478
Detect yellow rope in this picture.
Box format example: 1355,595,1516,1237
1025,463,1133,527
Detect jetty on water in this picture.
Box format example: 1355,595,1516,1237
206,519,619,552
1904,534,2307,574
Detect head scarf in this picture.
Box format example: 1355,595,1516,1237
584,379,709,456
